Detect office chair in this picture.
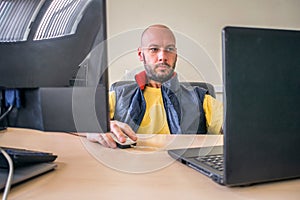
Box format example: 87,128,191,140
110,81,216,98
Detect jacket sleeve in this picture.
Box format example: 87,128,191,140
203,95,223,134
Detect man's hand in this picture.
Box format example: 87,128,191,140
86,120,137,148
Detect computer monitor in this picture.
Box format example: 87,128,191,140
0,0,109,132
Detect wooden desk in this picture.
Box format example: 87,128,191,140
1,128,299,200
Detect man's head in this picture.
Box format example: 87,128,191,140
138,24,177,84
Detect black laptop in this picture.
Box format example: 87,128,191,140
168,26,300,186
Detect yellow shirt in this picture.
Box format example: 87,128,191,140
137,86,170,134
109,86,223,134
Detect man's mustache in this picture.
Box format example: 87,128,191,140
155,63,171,68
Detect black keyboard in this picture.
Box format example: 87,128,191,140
194,154,224,172
0,146,57,168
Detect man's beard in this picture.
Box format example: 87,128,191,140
144,63,175,83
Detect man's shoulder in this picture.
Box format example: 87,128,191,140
110,81,138,92
180,83,208,95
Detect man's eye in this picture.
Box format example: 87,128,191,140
166,47,176,52
149,48,159,52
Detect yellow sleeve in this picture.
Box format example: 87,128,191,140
203,95,223,134
109,91,116,119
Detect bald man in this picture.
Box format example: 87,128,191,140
87,24,223,148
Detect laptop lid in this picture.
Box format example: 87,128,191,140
222,26,300,186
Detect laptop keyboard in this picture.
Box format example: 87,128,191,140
194,154,224,172
0,146,57,168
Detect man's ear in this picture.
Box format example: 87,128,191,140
138,47,144,61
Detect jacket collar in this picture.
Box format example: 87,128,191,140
134,71,148,90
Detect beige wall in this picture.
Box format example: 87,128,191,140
106,0,300,100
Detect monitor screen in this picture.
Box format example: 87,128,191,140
0,0,107,88
0,0,109,132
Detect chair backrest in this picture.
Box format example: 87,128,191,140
181,82,216,98
110,81,216,98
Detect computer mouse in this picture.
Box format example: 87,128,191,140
109,133,137,149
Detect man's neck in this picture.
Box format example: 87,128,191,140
147,80,162,88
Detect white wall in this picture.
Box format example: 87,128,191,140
106,0,300,101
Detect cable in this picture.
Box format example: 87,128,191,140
0,89,21,200
0,89,20,199
0,105,13,122
0,90,5,130
0,147,14,200
0,89,21,122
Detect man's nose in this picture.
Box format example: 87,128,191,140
158,49,167,62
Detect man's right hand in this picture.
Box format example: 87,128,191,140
86,120,137,148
